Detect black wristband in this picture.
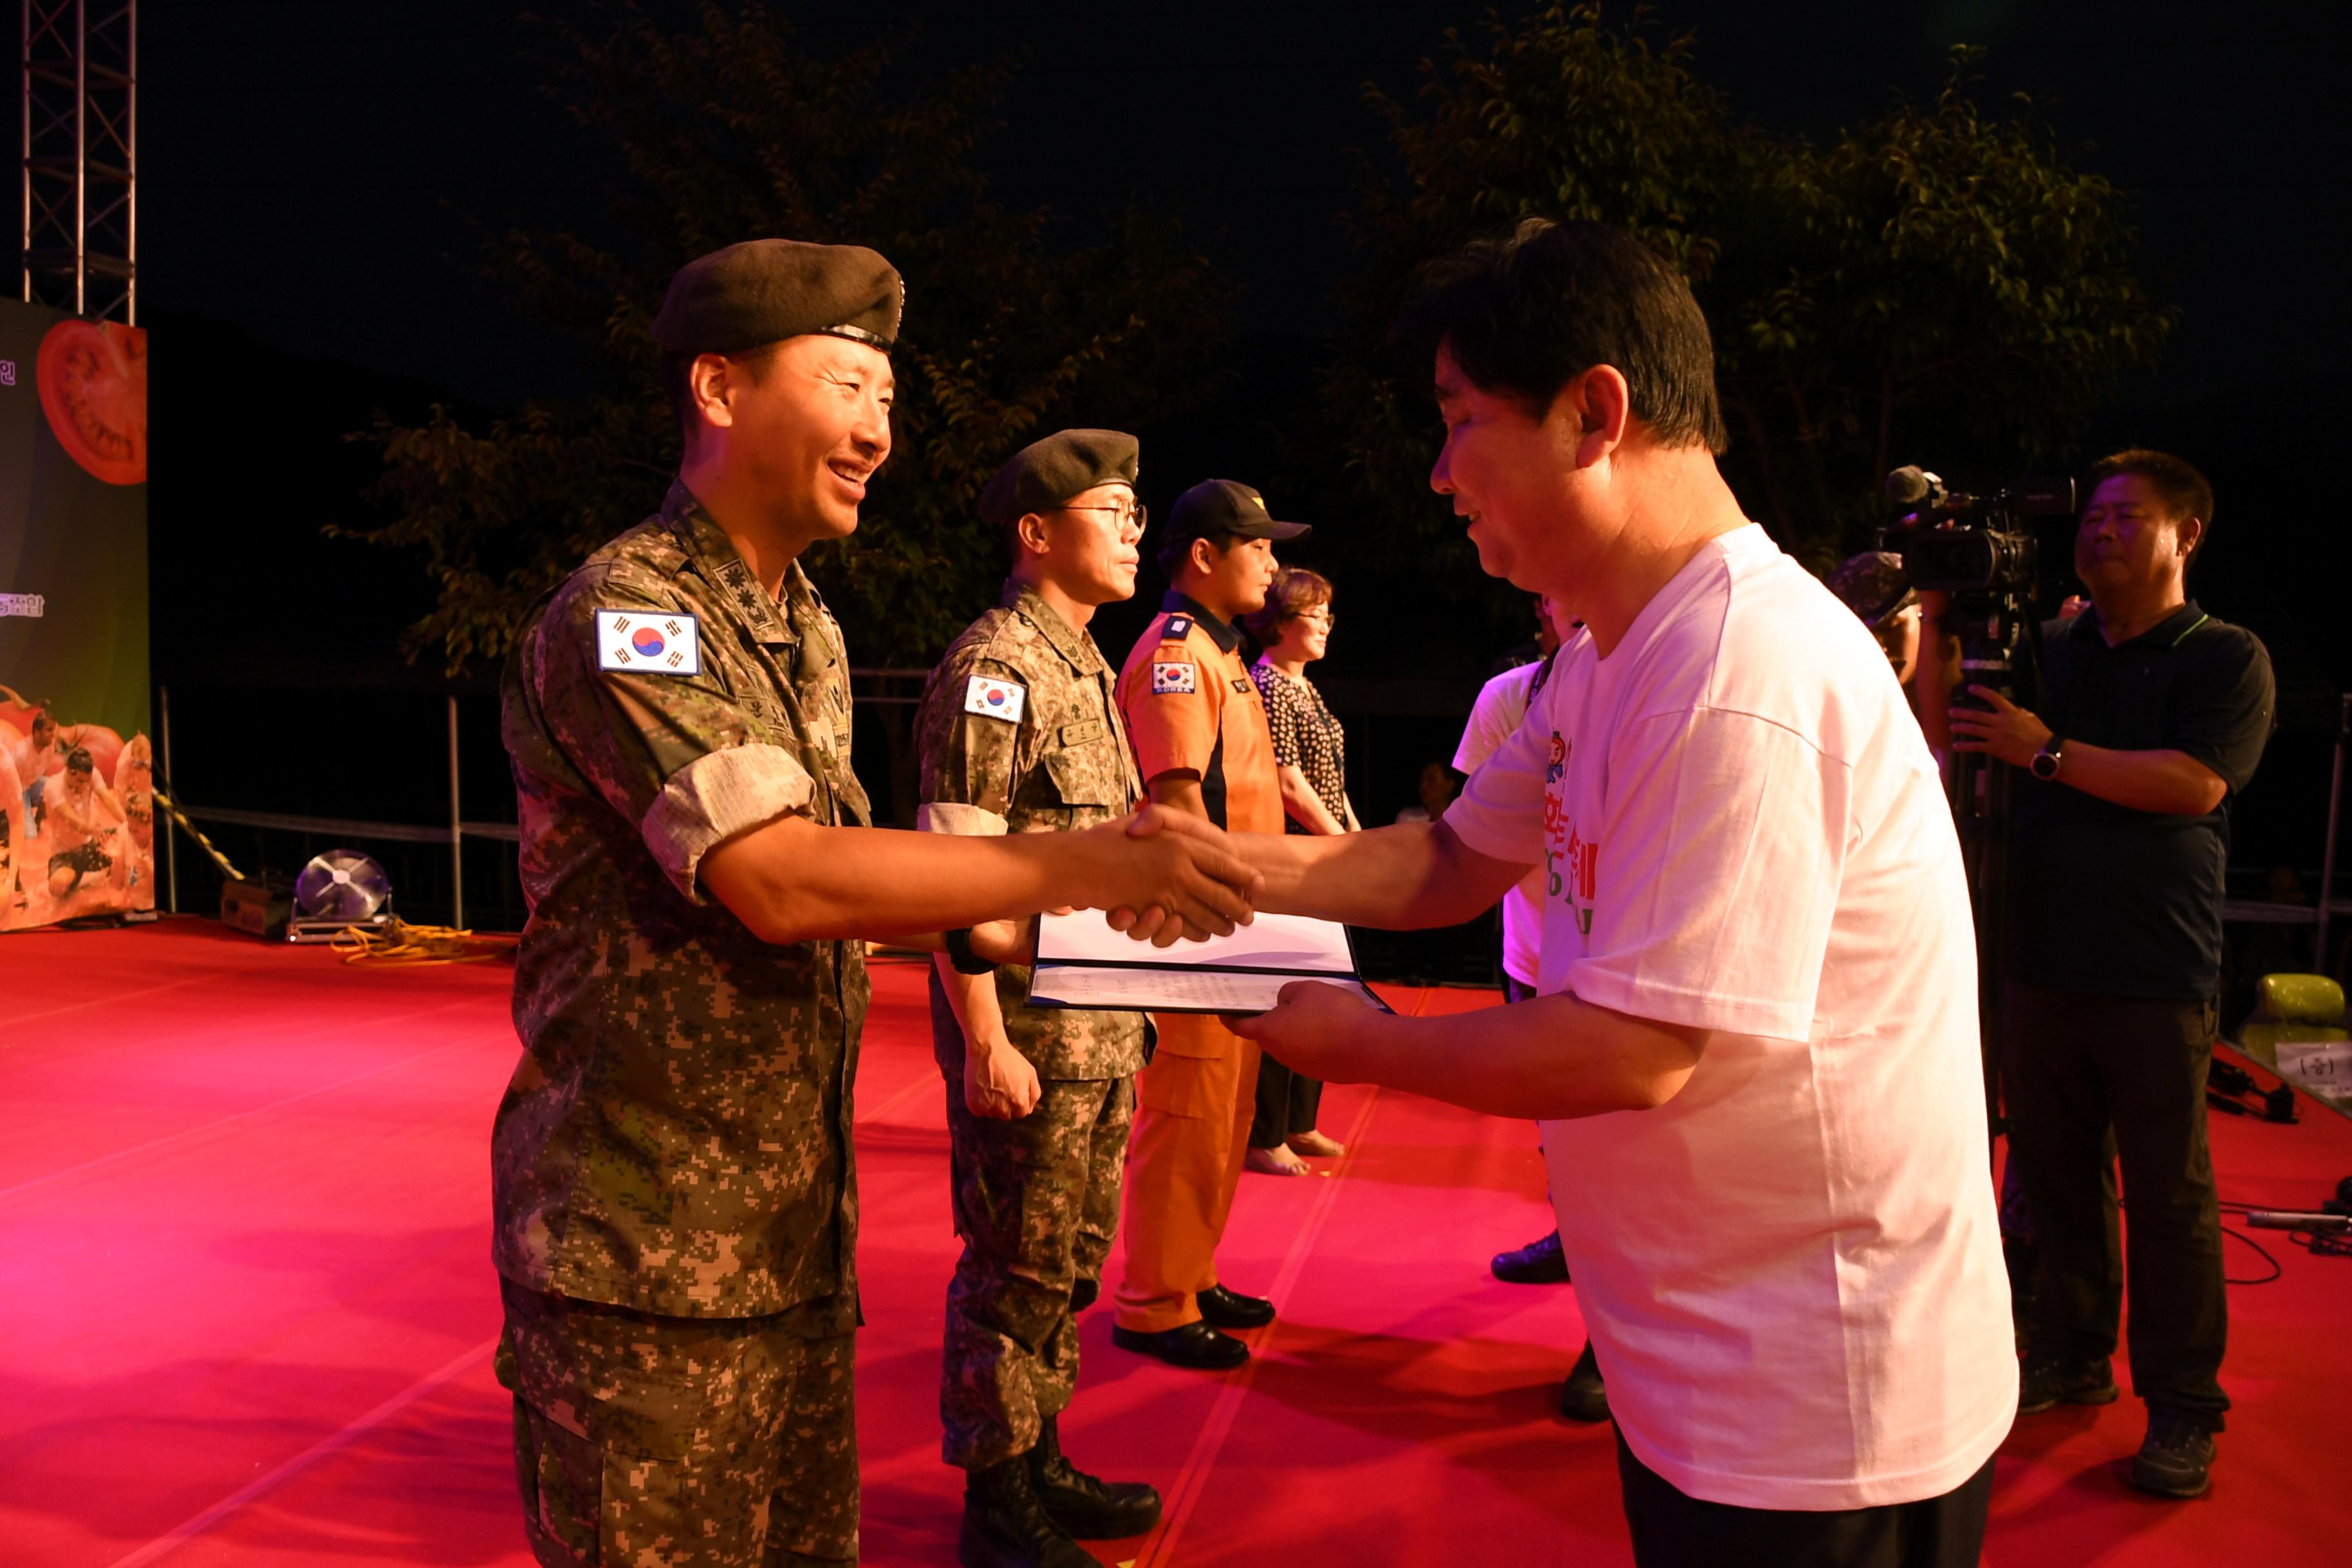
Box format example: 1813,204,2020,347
943,927,995,975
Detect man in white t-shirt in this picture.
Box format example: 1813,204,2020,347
1211,220,2015,1565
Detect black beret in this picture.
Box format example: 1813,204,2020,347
651,239,903,355
1163,478,1309,551
1825,551,1917,628
978,429,1141,529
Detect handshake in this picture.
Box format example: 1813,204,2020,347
968,803,1267,965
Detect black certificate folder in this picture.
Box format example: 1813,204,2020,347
1026,910,1395,1016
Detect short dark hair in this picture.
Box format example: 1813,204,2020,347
1401,219,1727,451
2086,449,2214,561
661,342,785,451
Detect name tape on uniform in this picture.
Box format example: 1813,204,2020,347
597,610,703,674
1152,661,1197,695
963,674,1027,723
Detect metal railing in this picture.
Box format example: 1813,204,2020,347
157,687,514,929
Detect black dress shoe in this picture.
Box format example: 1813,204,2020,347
1029,1415,1162,1538
1195,1284,1275,1329
1558,1340,1608,1423
960,1453,1095,1568
1111,1320,1250,1370
1491,1229,1571,1284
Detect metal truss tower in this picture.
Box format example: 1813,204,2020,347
20,0,135,323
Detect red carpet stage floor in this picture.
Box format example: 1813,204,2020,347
6,920,2349,1566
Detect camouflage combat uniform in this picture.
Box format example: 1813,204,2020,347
496,479,870,1567
913,581,1148,1472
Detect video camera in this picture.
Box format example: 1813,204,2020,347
1878,466,2075,707
1879,466,2074,598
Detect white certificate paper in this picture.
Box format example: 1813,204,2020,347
1025,910,1388,1015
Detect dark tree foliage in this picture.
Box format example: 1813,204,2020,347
348,1,1233,674
1322,4,2172,614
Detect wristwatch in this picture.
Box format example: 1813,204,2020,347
2030,736,2067,781
942,927,996,975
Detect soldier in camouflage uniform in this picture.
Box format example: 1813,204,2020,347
495,244,1260,1568
914,431,1165,1568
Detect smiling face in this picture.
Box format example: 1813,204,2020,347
1429,342,1590,595
2075,472,2200,596
1291,604,1333,662
1027,482,1144,607
695,335,894,542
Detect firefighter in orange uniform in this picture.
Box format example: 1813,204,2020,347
1110,479,1308,1369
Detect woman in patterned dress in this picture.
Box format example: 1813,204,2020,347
1240,567,1357,1174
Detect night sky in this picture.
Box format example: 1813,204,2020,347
103,0,2352,917
142,0,2347,405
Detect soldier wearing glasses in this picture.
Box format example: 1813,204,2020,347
914,430,1163,1568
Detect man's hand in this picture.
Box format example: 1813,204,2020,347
1080,805,1260,946
965,1037,1043,1119
1228,981,1384,1080
968,917,1037,966
1948,684,2053,769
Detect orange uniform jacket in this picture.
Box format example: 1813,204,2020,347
1115,594,1284,837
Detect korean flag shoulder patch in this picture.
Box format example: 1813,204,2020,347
598,609,702,674
1152,661,1197,696
963,674,1027,723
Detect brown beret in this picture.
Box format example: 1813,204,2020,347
978,429,1141,529
651,239,903,355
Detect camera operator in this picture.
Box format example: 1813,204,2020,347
1943,449,2274,1500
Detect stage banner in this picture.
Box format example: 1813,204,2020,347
0,297,152,930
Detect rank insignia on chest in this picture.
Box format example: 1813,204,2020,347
963,674,1028,723
1152,661,1197,695
1163,615,1193,638
597,609,703,674
1231,676,1253,694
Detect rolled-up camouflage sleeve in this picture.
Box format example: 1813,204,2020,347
916,653,1027,838
531,567,816,900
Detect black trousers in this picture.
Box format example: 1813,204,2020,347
1248,1053,1324,1148
1616,1432,1994,1568
2001,980,2229,1428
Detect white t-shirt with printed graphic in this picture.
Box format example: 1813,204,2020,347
1446,524,2014,1511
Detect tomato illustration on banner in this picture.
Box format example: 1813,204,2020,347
596,610,701,674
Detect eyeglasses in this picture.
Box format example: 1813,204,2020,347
1061,503,1148,531
1295,608,1335,627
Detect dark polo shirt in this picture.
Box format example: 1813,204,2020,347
2008,600,2275,999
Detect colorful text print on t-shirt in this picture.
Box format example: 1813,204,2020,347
1542,729,1599,934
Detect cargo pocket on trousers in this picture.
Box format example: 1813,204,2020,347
558,1360,774,1566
